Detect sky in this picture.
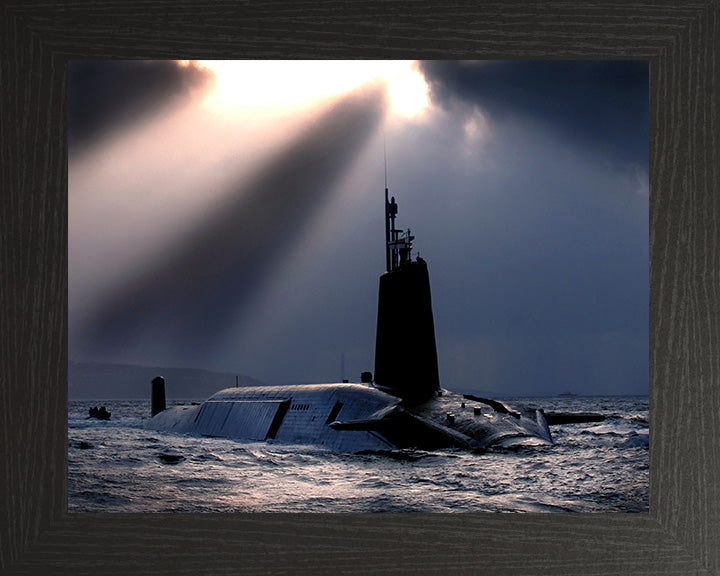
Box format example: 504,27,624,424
68,60,648,396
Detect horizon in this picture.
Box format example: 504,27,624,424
68,359,649,400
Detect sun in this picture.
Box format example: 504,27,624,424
184,60,430,117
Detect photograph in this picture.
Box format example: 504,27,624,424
68,59,649,513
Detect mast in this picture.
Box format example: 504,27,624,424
384,191,413,272
384,138,391,273
385,187,391,272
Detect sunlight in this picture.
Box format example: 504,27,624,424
186,60,429,117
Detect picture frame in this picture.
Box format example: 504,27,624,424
1,1,717,574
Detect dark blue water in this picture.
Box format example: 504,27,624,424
68,395,648,513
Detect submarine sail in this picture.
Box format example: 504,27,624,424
373,189,440,402
146,183,553,452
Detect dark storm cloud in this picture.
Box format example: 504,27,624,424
68,60,213,150
76,83,388,361
418,60,648,166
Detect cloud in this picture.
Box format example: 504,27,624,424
418,60,648,167
68,60,214,151
367,102,649,395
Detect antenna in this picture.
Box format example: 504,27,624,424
383,132,388,189
385,185,391,272
384,134,391,272
382,137,412,271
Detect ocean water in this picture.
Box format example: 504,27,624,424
68,395,648,513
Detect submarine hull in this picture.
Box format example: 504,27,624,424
146,185,554,452
146,383,551,452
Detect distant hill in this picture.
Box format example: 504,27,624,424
68,361,265,400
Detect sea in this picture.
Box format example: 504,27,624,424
68,395,649,513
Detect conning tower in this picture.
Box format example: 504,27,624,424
373,188,440,403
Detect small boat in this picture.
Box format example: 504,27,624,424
88,405,111,420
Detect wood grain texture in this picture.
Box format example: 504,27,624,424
1,1,718,574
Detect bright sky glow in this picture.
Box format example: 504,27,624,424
187,60,429,117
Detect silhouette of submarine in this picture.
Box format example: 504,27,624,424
147,188,553,452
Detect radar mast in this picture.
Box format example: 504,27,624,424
384,192,415,271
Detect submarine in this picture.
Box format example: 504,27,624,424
146,188,553,452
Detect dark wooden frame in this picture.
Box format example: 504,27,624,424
1,2,718,574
